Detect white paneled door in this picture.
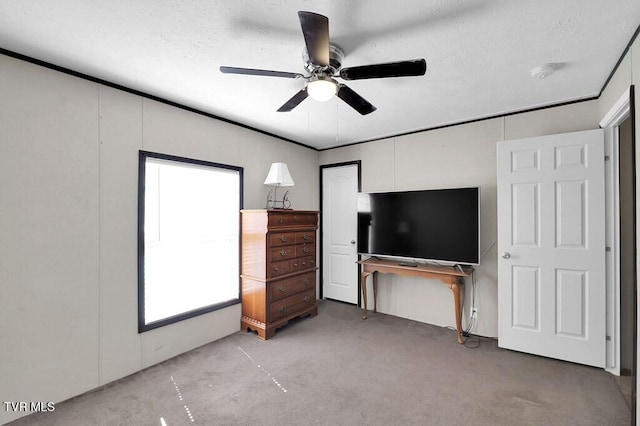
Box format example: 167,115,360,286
497,129,606,367
322,164,359,304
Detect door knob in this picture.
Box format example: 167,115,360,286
350,240,356,244
501,252,511,259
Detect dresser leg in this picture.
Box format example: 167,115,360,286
263,327,275,340
241,318,269,340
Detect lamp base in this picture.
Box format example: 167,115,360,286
265,189,291,210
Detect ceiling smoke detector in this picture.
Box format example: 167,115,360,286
530,64,555,79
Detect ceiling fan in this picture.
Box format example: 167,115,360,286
220,11,427,115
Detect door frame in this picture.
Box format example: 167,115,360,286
319,161,362,303
601,93,625,376
600,85,637,418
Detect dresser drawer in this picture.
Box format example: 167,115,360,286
299,244,314,257
268,232,296,247
269,272,316,302
295,213,318,227
268,212,318,229
289,257,306,274
307,256,316,269
268,258,316,278
269,288,316,321
295,230,316,244
269,260,290,277
290,252,316,272
268,245,314,262
268,245,297,262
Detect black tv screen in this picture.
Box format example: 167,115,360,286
357,187,480,265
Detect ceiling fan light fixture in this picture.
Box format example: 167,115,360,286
307,76,338,102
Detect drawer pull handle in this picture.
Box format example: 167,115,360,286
279,286,286,292
303,278,310,285
293,262,299,267
280,250,288,257
309,260,315,265
303,234,310,241
280,235,288,242
274,266,279,272
278,306,286,313
303,247,310,253
304,296,311,303
279,218,284,224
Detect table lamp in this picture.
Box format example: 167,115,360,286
264,162,294,209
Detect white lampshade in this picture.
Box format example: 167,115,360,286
264,162,294,187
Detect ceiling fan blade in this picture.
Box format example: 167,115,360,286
277,88,309,112
298,11,330,67
220,66,303,79
337,84,376,115
339,59,427,80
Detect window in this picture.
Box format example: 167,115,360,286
138,151,242,332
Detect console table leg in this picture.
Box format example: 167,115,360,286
450,280,464,344
372,271,378,313
361,272,370,320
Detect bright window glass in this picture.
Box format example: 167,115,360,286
138,152,242,331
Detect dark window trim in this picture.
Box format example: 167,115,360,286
629,85,637,424
137,150,243,333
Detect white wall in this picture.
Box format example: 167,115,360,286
320,100,600,338
0,54,319,424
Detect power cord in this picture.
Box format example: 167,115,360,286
462,269,480,348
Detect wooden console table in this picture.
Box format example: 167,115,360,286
357,258,472,344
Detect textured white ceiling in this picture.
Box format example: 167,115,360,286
0,1,639,149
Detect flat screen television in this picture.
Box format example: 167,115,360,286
357,187,480,265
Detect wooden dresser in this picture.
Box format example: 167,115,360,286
240,209,318,340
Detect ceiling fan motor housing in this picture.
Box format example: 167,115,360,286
303,43,344,75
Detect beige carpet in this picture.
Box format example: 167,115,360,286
9,300,631,425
